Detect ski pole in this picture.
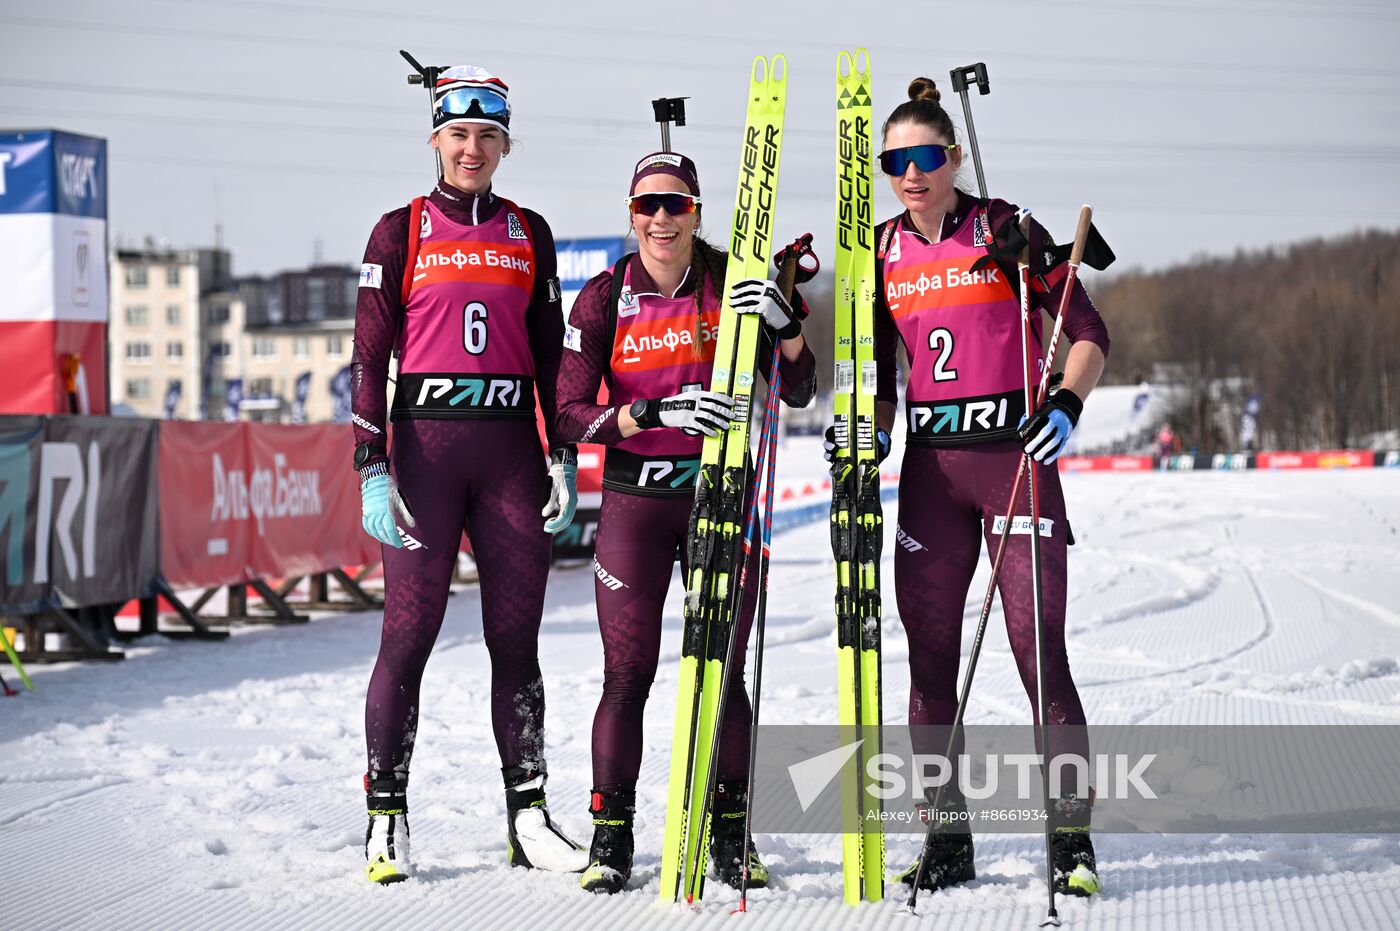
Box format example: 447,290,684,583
734,345,781,914
907,206,1093,915
1,624,33,691
733,235,815,912
1014,211,1060,927
690,240,808,905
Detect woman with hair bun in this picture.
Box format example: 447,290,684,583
831,76,1109,898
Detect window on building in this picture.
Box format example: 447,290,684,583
166,265,181,287
125,305,149,326
125,266,148,288
326,335,344,357
210,341,231,358
206,303,230,325
167,341,184,359
293,336,310,360
166,305,181,326
126,378,151,399
248,377,275,397
252,337,277,358
125,342,152,362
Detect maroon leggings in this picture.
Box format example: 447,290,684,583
365,418,552,774
589,489,764,793
895,439,1087,763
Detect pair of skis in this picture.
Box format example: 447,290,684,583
660,53,789,907
830,47,885,906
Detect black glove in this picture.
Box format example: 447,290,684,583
823,425,891,464
1017,387,1083,464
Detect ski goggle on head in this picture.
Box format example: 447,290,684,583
626,192,701,217
878,143,959,176
435,86,510,121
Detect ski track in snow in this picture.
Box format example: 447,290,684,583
4,441,1400,929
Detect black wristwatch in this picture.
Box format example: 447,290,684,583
354,442,383,470
629,398,658,431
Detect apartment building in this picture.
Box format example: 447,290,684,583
238,317,355,423
110,247,362,422
107,243,216,418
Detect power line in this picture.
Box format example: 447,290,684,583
5,11,1400,90
5,101,1398,166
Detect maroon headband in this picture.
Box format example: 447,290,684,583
629,151,700,197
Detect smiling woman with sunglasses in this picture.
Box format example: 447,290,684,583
350,64,589,884
553,151,816,894
841,76,1111,898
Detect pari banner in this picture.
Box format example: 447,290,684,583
0,415,159,614
0,130,109,415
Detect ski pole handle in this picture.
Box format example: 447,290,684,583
773,232,818,300
1070,205,1093,268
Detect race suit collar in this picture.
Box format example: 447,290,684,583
430,180,501,226
901,189,978,244
627,252,695,300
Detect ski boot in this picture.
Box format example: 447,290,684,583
1051,795,1100,897
894,834,976,892
579,789,635,894
364,770,411,884
504,760,589,872
895,791,975,892
709,782,769,890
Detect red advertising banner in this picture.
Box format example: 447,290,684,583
1256,450,1375,470
159,422,378,589
244,424,378,579
1059,454,1156,473
159,421,253,589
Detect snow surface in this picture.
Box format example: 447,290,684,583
5,436,1400,930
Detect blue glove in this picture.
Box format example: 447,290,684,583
541,448,578,534
1018,388,1083,464
822,425,891,464
360,466,415,548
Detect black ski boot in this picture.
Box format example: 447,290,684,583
894,834,976,892
708,782,769,890
503,760,588,872
364,770,411,884
1051,795,1100,897
895,791,975,892
579,789,635,894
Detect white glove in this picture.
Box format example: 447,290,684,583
634,390,736,437
729,277,801,339
541,448,578,534
360,465,415,548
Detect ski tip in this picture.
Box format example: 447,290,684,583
838,49,853,78
751,55,767,85
854,48,870,75
771,54,788,83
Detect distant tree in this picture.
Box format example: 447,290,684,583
1089,228,1400,450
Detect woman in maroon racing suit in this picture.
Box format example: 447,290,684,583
352,64,586,884
855,78,1110,898
554,151,816,893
